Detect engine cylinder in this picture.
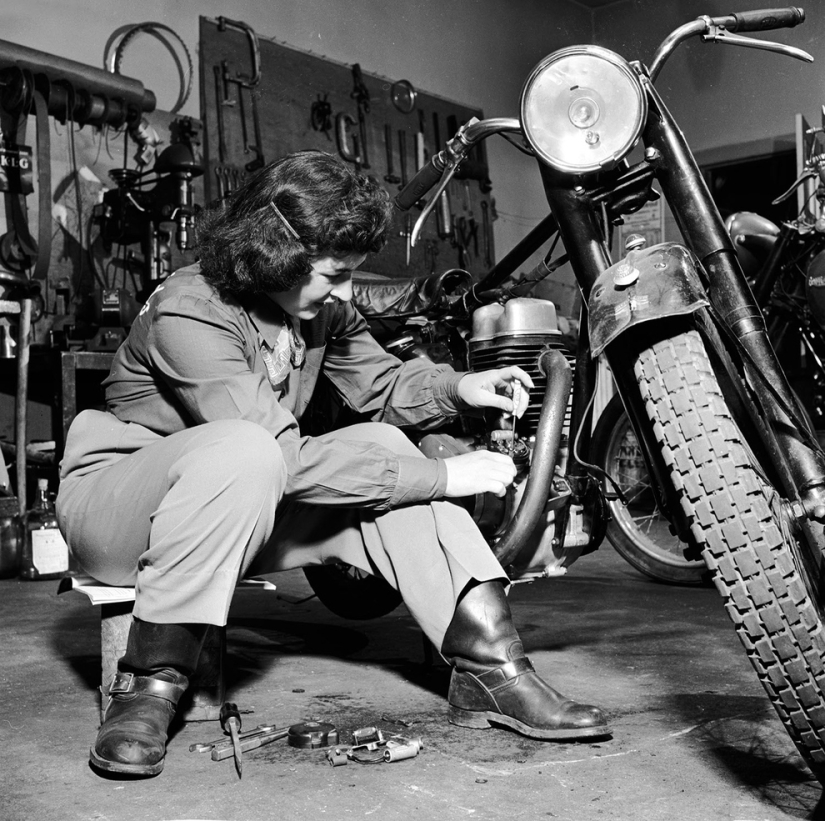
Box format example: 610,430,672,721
467,298,573,436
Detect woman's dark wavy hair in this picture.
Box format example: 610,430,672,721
195,150,394,296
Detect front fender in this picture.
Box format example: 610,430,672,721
589,242,709,357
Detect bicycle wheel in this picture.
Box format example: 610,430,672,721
632,327,825,781
592,392,709,585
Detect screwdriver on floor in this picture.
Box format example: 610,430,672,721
220,701,243,777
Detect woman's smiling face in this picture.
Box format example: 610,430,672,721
268,254,366,319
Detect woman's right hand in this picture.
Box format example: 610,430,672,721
443,450,517,498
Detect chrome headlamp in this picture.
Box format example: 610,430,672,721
520,45,647,174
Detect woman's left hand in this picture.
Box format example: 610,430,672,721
457,366,534,418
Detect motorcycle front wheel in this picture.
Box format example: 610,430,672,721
592,392,709,586
629,327,825,782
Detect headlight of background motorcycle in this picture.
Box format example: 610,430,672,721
520,45,647,175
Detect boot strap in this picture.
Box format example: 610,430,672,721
475,657,534,691
109,671,186,703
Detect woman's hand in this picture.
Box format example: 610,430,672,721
443,450,517,498
456,366,534,418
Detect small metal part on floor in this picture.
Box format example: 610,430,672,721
1,547,824,820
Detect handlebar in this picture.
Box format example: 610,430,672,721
649,7,810,81
395,155,447,211
395,9,811,245
721,7,804,31
394,117,520,245
395,118,520,214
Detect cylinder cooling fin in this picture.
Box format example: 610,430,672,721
467,298,575,437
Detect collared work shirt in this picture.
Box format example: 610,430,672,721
102,265,466,510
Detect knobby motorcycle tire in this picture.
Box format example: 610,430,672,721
636,329,825,781
591,392,710,586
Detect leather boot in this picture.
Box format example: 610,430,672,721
441,581,611,741
90,618,208,777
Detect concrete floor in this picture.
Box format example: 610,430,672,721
2,545,824,821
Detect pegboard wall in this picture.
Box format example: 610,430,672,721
199,16,495,279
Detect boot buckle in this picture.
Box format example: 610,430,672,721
109,672,136,694
107,671,187,703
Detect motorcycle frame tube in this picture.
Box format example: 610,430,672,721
567,304,598,491
493,348,572,568
536,165,693,536
751,221,798,309
641,81,825,500
475,212,559,293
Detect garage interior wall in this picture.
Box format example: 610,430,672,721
3,0,824,445
595,0,825,162
6,0,822,307
2,0,593,315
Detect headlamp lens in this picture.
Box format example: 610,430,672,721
520,46,647,174
568,95,600,129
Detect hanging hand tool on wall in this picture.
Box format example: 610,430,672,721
383,123,399,185
397,129,411,265
217,17,265,173
336,112,362,171
415,110,427,172
397,129,408,189
349,64,370,170
455,215,468,269
310,93,333,141
481,200,493,267
212,64,227,164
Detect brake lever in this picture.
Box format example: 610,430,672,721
772,169,817,205
701,22,813,64
410,157,462,247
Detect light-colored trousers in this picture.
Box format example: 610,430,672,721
56,411,506,649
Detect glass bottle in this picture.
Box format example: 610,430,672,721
0,493,22,579
19,478,70,581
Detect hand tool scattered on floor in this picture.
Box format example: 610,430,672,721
220,701,244,777
326,726,423,766
286,721,339,749
190,723,289,760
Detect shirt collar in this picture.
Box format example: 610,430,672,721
241,294,286,348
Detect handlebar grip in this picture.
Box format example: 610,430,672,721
394,155,445,211
720,7,804,31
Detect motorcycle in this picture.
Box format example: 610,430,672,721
304,7,825,783
596,101,825,587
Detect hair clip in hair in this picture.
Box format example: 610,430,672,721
269,202,301,241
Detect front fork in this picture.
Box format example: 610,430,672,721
642,82,825,519
540,100,825,524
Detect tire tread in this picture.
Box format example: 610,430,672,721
634,330,825,780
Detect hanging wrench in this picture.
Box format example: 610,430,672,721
336,112,362,171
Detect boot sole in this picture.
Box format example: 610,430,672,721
89,746,164,777
449,705,612,741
